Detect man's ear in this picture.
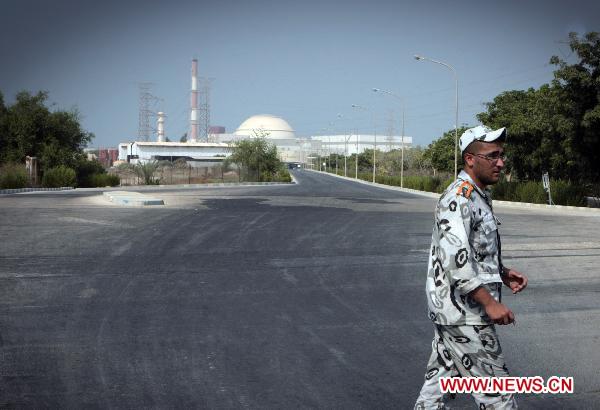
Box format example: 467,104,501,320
463,152,474,168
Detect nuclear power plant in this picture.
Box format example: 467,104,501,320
118,58,412,166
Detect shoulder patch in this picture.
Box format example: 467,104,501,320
457,181,474,199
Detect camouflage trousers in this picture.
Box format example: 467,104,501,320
414,324,517,409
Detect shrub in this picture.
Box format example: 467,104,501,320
403,175,422,190
492,180,543,203
514,181,546,204
75,159,106,187
133,161,160,185
349,168,590,207
490,180,517,201
374,174,452,193
491,179,590,206
357,172,372,183
550,180,587,206
87,173,120,187
404,175,441,192
377,175,401,187
437,177,455,193
42,165,76,187
275,168,292,182
422,176,440,193
0,163,29,189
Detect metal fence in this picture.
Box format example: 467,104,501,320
113,165,240,186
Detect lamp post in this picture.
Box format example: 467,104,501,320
352,104,376,183
334,113,355,178
344,132,352,177
326,114,344,175
328,134,331,172
320,128,330,172
355,129,359,179
373,88,406,187
414,54,459,179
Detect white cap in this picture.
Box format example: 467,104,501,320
460,125,506,153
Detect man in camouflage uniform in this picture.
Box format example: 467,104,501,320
414,125,528,409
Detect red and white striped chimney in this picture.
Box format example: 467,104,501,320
189,58,199,143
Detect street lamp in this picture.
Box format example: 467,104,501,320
326,114,344,176
414,54,459,179
343,130,353,177
335,113,344,176
352,104,377,183
330,114,354,177
373,88,406,188
320,128,330,172
354,128,359,179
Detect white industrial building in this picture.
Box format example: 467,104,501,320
310,134,411,156
118,141,230,166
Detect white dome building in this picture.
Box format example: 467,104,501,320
234,114,296,139
233,114,304,163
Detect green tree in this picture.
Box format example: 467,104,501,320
404,145,432,174
477,87,566,180
422,127,468,174
227,132,283,182
549,31,600,181
0,91,93,170
373,149,401,175
478,31,600,182
357,148,375,171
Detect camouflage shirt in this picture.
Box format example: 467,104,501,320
426,170,504,326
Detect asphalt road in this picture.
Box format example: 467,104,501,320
1,170,599,409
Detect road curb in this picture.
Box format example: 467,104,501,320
308,169,600,214
0,187,74,195
121,181,296,189
86,180,296,193
103,191,165,206
1,180,297,196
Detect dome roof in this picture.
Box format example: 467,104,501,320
234,114,296,139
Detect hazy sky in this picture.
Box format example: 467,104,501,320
1,0,598,148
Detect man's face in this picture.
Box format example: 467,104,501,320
465,141,505,186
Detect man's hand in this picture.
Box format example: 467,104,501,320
502,267,528,294
470,286,515,325
484,301,515,325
